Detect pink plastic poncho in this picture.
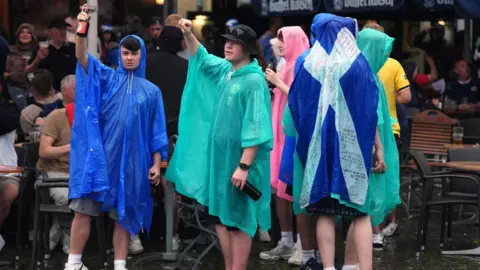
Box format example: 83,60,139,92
270,26,309,201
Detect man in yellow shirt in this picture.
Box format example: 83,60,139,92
364,23,411,248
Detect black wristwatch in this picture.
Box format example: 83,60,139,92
239,163,250,171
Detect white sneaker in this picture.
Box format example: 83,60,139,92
62,232,70,255
172,234,181,252
128,236,144,254
372,233,384,250
257,230,271,242
287,242,302,265
0,235,5,252
382,222,398,237
259,240,294,260
49,224,62,251
64,263,88,270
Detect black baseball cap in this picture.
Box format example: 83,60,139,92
222,24,257,55
48,18,71,29
148,17,162,27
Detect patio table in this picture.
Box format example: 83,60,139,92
439,161,480,256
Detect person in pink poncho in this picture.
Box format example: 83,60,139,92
259,26,316,267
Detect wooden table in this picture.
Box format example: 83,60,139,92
0,165,24,174
442,161,480,171
443,144,479,150
439,161,480,256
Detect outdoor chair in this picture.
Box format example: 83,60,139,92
400,110,455,216
409,150,480,255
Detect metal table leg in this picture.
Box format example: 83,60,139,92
442,247,480,256
133,181,178,268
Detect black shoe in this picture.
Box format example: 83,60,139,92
300,258,322,270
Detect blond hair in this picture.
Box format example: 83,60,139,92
165,14,184,27
363,22,384,33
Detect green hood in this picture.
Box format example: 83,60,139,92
230,59,264,78
357,28,394,73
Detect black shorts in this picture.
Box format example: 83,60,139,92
205,210,239,231
394,134,401,151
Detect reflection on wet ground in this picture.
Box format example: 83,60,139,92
1,211,479,269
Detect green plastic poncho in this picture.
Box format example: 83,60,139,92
357,28,401,227
166,44,273,237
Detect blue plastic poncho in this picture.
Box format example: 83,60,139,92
357,29,401,226
69,35,169,235
287,14,379,211
166,44,273,237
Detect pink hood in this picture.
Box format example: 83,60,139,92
270,26,309,200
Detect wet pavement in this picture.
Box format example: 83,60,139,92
1,209,479,270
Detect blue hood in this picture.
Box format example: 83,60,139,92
310,13,358,54
117,35,147,78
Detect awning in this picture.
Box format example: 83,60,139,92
251,0,323,17
456,0,480,19
414,0,454,10
324,0,405,13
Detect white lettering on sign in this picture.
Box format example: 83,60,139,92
269,0,314,13
424,0,454,8
335,0,394,10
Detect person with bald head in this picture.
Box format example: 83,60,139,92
165,14,189,60
445,60,480,111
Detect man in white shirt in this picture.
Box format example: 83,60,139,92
0,83,20,252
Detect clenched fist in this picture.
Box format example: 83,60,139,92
178,19,193,36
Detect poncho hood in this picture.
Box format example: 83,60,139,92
117,35,147,78
310,13,358,53
278,26,309,63
357,29,393,73
230,58,264,78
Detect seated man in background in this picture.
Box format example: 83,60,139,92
20,69,61,134
37,101,74,254
35,74,75,126
0,79,21,253
444,60,480,111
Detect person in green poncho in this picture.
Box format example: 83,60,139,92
166,19,273,269
342,27,401,270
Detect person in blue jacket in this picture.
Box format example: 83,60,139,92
65,11,168,270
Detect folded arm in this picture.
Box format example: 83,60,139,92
39,135,70,159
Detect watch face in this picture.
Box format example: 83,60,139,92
240,163,249,170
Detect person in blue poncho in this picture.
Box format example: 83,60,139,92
65,11,168,270
166,19,273,270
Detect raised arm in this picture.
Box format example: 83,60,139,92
178,19,199,56
76,11,89,71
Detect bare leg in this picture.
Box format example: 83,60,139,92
316,216,336,268
276,196,293,233
0,184,19,226
344,222,357,266
372,226,381,234
296,213,315,250
215,225,233,270
353,216,373,270
112,222,129,260
230,230,252,270
69,212,92,254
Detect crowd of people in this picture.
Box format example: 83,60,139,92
0,7,479,270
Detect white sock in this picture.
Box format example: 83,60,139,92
342,265,357,270
280,231,294,247
302,249,314,263
67,254,82,265
130,234,139,241
324,267,336,270
114,260,127,270
297,233,301,245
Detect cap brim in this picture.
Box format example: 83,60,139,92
222,34,257,55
